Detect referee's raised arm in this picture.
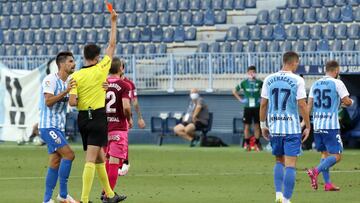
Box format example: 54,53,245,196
105,9,118,60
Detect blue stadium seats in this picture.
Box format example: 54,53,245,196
6,46,16,56
119,28,130,43
182,12,193,26
281,41,292,52
197,43,209,53
215,10,227,24
123,44,134,55
32,2,42,15
126,13,137,27
323,0,335,7
94,2,104,13
117,14,126,27
286,25,298,41
204,10,216,25
145,44,156,54
24,30,34,45
349,0,359,5
298,25,310,40
170,12,181,26
323,24,335,39
12,2,22,15
20,16,30,29
330,40,342,51
190,0,201,10
224,0,234,10
114,0,125,12
41,15,51,29
174,27,186,42
343,40,355,51
293,8,304,23
179,0,190,10
1,3,10,15
311,0,323,8
356,41,360,51
157,44,167,53
305,40,317,51
212,0,223,10
97,30,108,44
256,41,267,52
27,46,37,56
310,25,322,40
163,28,175,42
335,0,346,6
87,30,97,44
42,1,52,15
72,15,83,28
152,27,164,42
0,46,6,55
13,31,24,45
299,0,311,8
201,0,212,10
137,13,148,27
55,31,66,44
232,41,243,52
83,1,94,14
355,7,360,22
30,15,41,30
342,5,353,22
136,0,146,12
220,42,232,52
10,16,20,30
0,29,2,44
134,44,145,55
66,31,77,44
53,1,63,14
73,1,84,14
245,0,256,8
226,27,238,41
148,13,159,26
76,30,87,44
37,46,48,55
273,24,286,40
22,2,32,15
250,25,262,40
281,9,292,24
157,0,168,11
193,12,204,26
317,8,329,23
243,41,255,52
238,26,249,41
209,42,220,52
185,27,197,40
141,27,152,42
1,16,10,29
159,12,170,26
52,15,62,29
257,10,269,25
147,0,157,12
329,7,341,22
16,46,26,56
269,10,280,24
34,31,45,45
348,24,359,39
168,0,179,11
305,8,316,23
48,45,58,56
62,1,73,14
94,15,104,28
57,45,68,53
287,0,298,8
234,0,246,9
335,24,347,40
115,44,123,55
62,15,72,29
317,39,330,51
129,28,141,42
44,30,55,44
262,25,273,40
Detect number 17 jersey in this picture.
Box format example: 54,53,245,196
261,71,307,134
309,76,349,130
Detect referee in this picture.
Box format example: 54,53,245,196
69,10,125,203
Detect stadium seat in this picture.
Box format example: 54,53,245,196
32,2,42,15
136,0,146,12
243,41,255,52
204,10,216,25
256,41,267,52
237,26,248,41
323,0,335,7
163,28,175,42
94,15,104,28
55,31,66,44
185,27,196,40
293,41,304,52
343,40,355,51
44,30,55,45
234,0,246,9
299,0,311,8
286,25,298,41
317,8,329,23
157,0,168,11
201,0,212,10
298,25,310,40
15,46,26,56
330,40,342,51
335,0,346,6
257,10,269,25
179,0,190,10
224,0,234,10
126,13,137,27
310,25,322,40
245,0,256,8
62,15,72,29
335,24,347,40
323,24,335,40
147,0,157,12
193,12,204,26
269,10,280,24
220,42,232,52
119,28,130,43
305,40,317,51
51,15,62,29
20,16,30,29
273,24,286,40
287,0,298,8
11,2,22,15
232,41,243,52
293,8,304,23
348,24,359,39
115,44,123,55
148,13,159,26
24,30,34,45
125,0,135,12
168,0,179,11
66,45,78,55
123,44,134,55
13,31,24,45
281,41,293,52
3,31,14,45
37,46,48,55
1,16,10,30
212,0,223,10
342,5,354,22
356,41,360,51
10,16,21,30
215,10,227,24
83,1,94,14
209,42,220,52
170,12,181,26
250,25,262,40
34,31,45,45
152,27,164,42
311,0,323,7
174,27,186,42
157,43,167,53
62,1,73,14
226,27,239,41
281,9,292,24
57,45,69,53
96,29,107,44
114,0,125,12
87,30,97,44
52,1,62,14
94,2,104,13
42,1,52,14
159,12,170,26
262,25,273,40
141,27,152,42
26,46,36,56
145,44,156,54
197,43,209,53
129,28,141,42
66,31,77,44
329,7,341,23
6,46,16,56
48,46,58,56
76,30,87,44
137,13,148,27
355,7,360,22
305,8,316,23
40,15,51,29
189,0,201,10
317,39,330,51
72,15,83,28
117,14,126,27
72,1,83,14
22,2,32,15
134,44,145,55
349,0,359,6
182,12,193,26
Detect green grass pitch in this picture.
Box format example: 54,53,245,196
0,143,360,203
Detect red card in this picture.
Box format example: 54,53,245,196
106,2,113,12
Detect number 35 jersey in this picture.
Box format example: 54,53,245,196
309,76,349,130
261,71,307,134
106,76,131,132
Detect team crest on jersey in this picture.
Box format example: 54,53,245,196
45,81,51,87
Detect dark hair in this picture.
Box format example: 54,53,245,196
83,44,101,60
109,57,125,74
325,60,339,72
247,66,256,72
55,51,73,68
283,51,299,65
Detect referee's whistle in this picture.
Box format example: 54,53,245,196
88,108,93,120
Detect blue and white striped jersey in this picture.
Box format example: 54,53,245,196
261,71,307,134
309,76,349,130
39,73,68,131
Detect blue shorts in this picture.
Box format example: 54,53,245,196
314,129,343,154
270,134,302,157
40,128,68,154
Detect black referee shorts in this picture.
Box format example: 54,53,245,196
77,107,108,151
243,107,260,124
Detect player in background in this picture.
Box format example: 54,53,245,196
102,57,132,200
259,51,310,203
306,60,354,191
39,52,78,203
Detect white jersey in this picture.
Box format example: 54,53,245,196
39,73,68,131
309,76,350,130
261,71,307,135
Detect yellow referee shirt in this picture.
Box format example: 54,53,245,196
69,55,111,111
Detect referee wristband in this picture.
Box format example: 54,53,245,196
260,121,268,129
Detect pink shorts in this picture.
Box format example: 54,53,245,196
104,131,128,160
